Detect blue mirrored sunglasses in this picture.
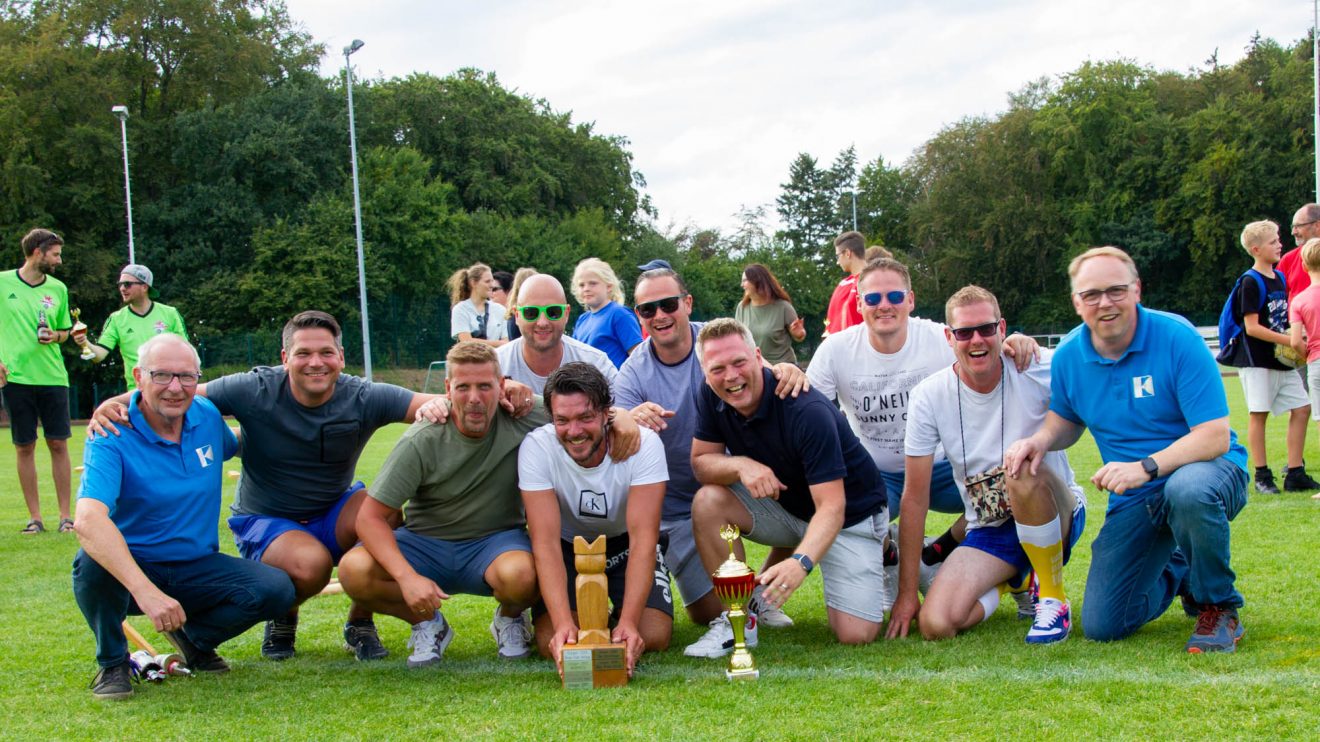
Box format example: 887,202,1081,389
862,290,908,307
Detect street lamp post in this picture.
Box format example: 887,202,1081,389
112,105,136,264
344,39,373,381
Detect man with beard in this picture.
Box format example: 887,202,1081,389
1,228,75,535
497,274,617,394
74,263,187,391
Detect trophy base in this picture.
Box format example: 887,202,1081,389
725,667,759,681
561,644,628,689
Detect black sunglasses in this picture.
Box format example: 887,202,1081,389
949,322,1000,341
635,294,685,319
118,281,146,289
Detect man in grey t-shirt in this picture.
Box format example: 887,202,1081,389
496,274,617,394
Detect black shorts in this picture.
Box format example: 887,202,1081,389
2,383,71,445
533,533,674,621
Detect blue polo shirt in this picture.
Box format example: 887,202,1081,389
1050,305,1247,501
693,367,887,527
573,301,644,368
78,394,238,562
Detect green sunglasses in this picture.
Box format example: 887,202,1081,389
517,304,569,322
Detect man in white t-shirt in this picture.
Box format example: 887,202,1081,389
519,362,671,678
807,259,1038,586
886,286,1086,645
497,274,617,394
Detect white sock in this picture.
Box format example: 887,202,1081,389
976,587,999,624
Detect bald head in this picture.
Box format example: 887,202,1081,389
517,273,568,305
515,274,571,353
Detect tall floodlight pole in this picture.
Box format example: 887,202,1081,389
344,39,372,381
850,191,858,232
112,105,136,264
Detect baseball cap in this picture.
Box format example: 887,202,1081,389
119,264,159,298
637,259,674,272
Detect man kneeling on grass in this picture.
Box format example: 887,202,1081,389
521,363,671,678
886,286,1086,645
337,343,640,667
73,335,295,700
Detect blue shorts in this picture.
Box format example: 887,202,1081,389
961,503,1088,585
393,527,531,597
881,459,963,516
228,482,364,563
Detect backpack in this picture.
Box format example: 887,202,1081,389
1215,269,1285,364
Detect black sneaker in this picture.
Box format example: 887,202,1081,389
165,629,230,673
90,662,134,700
262,615,298,661
344,619,389,661
1254,468,1280,495
1283,467,1320,491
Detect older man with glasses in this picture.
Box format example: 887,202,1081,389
1006,246,1249,654
74,264,187,391
496,274,618,394
1276,203,1320,300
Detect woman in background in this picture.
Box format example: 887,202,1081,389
505,267,538,341
447,262,508,347
735,263,805,365
570,258,642,368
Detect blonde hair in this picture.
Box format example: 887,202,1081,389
446,340,501,377
1302,238,1320,273
864,245,893,262
507,267,538,313
1239,220,1279,254
944,285,1001,325
446,263,491,305
571,258,625,307
1067,246,1139,286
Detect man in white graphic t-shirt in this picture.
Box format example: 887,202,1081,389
519,362,671,678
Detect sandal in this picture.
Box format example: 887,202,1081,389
20,519,45,535
58,518,75,534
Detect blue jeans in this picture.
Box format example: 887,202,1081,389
72,549,295,668
1081,456,1248,642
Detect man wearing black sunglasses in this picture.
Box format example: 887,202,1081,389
497,274,618,394
75,264,187,391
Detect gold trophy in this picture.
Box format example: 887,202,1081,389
70,308,94,360
711,525,758,681
560,535,628,689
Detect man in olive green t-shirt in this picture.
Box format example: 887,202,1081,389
75,264,187,390
0,228,75,535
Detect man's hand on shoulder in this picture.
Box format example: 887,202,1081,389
630,402,674,432
500,380,535,418
87,400,132,438
608,407,641,461
1002,333,1041,372
771,363,810,399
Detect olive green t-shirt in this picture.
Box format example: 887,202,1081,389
0,269,71,386
734,299,799,365
96,301,188,389
370,400,549,540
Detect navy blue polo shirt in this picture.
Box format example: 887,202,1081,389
693,367,887,526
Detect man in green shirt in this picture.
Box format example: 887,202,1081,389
74,264,187,390
0,228,75,534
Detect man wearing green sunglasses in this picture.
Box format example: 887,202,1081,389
497,274,618,395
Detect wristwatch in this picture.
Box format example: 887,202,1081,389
790,553,814,575
1140,456,1159,481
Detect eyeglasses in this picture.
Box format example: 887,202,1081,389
1292,219,1319,233
1075,283,1131,306
146,370,201,387
118,281,146,289
949,322,1000,341
635,294,685,319
862,290,909,307
517,304,568,322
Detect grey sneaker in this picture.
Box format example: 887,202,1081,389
489,608,532,659
750,585,794,628
90,662,134,700
407,612,454,668
343,619,390,661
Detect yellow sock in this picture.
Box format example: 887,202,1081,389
1016,517,1066,602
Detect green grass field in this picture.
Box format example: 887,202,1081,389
1,380,1316,740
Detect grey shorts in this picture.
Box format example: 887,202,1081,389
729,482,890,623
660,517,714,606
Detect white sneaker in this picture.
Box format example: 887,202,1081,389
1025,598,1071,644
407,611,454,668
683,611,758,658
881,562,899,613
489,608,532,659
749,585,794,628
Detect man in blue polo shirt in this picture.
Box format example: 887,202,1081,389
685,318,890,656
1006,247,1249,653
71,335,295,699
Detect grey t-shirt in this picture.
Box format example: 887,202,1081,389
206,366,414,519
496,335,618,394
614,322,705,520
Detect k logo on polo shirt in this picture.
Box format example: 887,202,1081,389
1132,375,1154,399
195,444,214,468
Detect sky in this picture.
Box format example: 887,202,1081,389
284,0,1312,233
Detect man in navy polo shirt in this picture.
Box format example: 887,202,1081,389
685,318,890,656
1006,246,1249,653
71,335,295,699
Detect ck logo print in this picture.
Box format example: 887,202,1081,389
1132,375,1154,399
578,489,608,518
195,444,215,468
